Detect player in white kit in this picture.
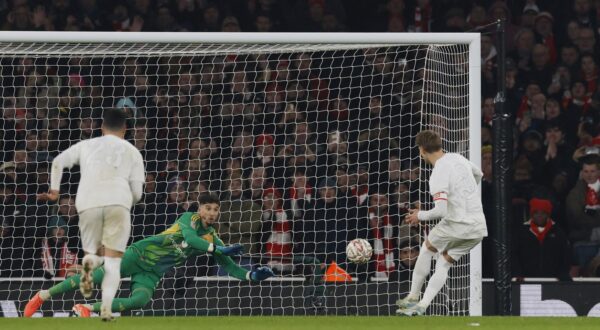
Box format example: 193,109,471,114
396,130,487,316
37,108,144,321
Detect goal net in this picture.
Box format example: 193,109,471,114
0,32,480,317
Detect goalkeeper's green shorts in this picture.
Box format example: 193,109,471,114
121,248,161,295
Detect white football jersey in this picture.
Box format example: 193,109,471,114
50,135,145,212
428,153,488,238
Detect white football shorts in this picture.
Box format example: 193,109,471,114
78,205,131,253
427,223,483,261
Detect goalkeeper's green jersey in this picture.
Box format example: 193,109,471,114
129,212,249,280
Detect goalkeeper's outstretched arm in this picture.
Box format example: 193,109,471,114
212,236,274,281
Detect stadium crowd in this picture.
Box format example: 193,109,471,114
0,0,600,283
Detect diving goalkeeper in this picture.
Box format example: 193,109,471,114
24,193,274,317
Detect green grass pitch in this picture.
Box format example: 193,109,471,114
1,316,599,330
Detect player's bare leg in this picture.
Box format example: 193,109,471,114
100,247,123,322
396,240,437,310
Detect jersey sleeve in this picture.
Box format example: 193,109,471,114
214,253,251,281
50,141,83,191
469,160,483,185
129,150,145,204
429,166,449,201
178,213,220,255
418,164,450,221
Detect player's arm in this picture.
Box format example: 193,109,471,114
414,170,449,222
178,214,243,257
38,142,83,202
129,150,145,204
212,235,274,282
417,192,448,221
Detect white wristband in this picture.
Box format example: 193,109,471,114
207,243,214,253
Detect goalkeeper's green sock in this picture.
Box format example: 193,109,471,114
91,288,152,312
47,267,105,297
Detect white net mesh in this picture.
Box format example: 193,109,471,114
0,39,473,316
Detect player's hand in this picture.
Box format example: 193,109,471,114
404,209,420,227
215,243,244,256
37,190,59,202
250,266,274,281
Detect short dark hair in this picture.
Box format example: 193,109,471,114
399,239,420,250
102,108,128,130
415,130,442,153
198,193,220,206
581,154,600,168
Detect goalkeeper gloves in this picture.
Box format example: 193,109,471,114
215,243,244,256
250,266,274,281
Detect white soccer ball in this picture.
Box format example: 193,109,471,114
346,238,373,264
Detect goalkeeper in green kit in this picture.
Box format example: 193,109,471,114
24,193,274,318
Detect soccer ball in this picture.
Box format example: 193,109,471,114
346,239,373,264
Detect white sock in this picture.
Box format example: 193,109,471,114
82,254,104,269
407,243,436,299
101,257,121,314
418,257,452,309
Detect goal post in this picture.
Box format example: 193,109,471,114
0,31,481,317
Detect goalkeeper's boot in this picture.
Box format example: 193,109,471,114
24,292,44,317
72,304,91,318
80,258,94,299
395,296,418,309
396,304,426,316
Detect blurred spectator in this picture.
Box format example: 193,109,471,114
315,130,350,179
261,187,293,272
255,14,272,32
572,0,596,27
563,81,593,142
482,97,495,126
244,166,268,204
286,168,314,220
132,172,163,240
154,6,181,31
512,198,571,280
488,1,518,50
155,179,188,233
534,12,557,64
368,191,395,278
559,44,580,74
580,53,598,96
41,216,80,279
466,4,487,30
567,154,600,268
520,2,539,29
542,120,575,182
527,44,553,91
216,177,261,273
547,66,571,100
511,28,536,73
222,16,241,32
444,7,466,32
575,27,597,54
388,239,419,282
298,177,339,263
